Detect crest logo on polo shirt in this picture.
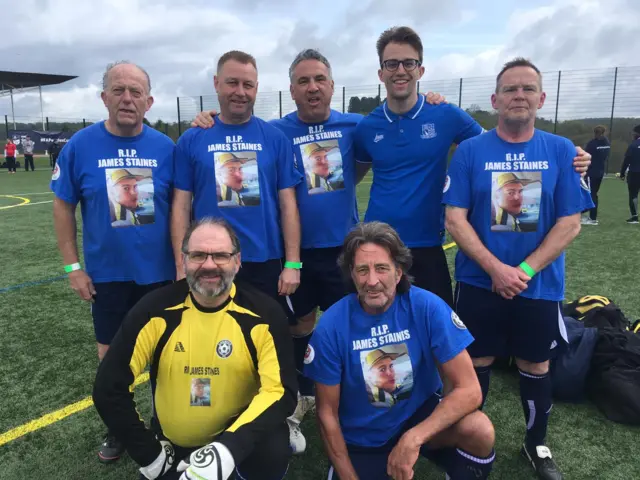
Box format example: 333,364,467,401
52,163,61,180
421,123,437,139
304,345,315,364
451,311,467,330
216,339,233,358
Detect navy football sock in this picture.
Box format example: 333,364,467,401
519,369,552,450
447,448,495,479
474,366,491,409
292,331,314,396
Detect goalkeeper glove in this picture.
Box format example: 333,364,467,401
177,442,235,480
140,440,175,479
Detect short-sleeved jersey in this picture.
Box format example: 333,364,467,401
303,286,473,447
585,137,610,177
270,110,363,249
443,128,594,301
49,122,176,285
354,94,484,247
174,116,302,262
92,280,297,467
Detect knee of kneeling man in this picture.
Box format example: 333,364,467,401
458,412,495,454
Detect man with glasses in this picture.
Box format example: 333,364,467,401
93,217,298,480
354,26,592,307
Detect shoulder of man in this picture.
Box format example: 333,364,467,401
331,110,365,126
141,124,175,146
129,280,190,317
231,279,291,325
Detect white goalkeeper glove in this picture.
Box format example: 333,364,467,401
140,440,175,479
177,442,235,480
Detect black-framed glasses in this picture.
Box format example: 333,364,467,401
381,59,421,72
184,251,237,265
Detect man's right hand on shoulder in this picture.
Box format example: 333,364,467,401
68,269,96,302
489,262,530,300
191,110,218,129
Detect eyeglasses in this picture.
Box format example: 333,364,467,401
381,59,421,72
184,251,237,265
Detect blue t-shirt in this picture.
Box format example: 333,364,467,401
50,121,176,284
442,129,595,301
174,116,302,262
270,110,363,249
304,286,474,447
354,94,484,247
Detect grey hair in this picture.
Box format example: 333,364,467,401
102,61,152,93
181,217,241,255
337,221,414,294
289,48,332,82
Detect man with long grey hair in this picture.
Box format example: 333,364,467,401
304,221,496,480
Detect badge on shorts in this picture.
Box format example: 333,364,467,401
216,339,233,358
304,345,315,364
451,311,467,330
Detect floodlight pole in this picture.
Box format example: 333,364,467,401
9,88,16,130
39,85,45,130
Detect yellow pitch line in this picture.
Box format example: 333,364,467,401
0,372,149,447
0,243,460,447
0,194,30,210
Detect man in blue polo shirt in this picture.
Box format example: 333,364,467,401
355,26,592,307
51,61,176,464
304,221,496,480
171,50,303,336
443,58,594,480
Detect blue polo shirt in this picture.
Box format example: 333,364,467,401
270,110,363,249
354,94,484,247
442,128,594,301
50,121,176,285
304,286,473,447
174,116,303,262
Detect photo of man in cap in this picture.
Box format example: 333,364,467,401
491,172,541,232
215,151,259,207
106,167,154,227
361,345,413,408
301,140,344,194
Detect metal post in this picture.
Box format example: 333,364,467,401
4,115,8,138
378,84,381,104
279,91,282,118
83,118,86,128
199,95,204,113
458,78,463,107
177,97,182,136
608,67,618,174
417,81,420,94
9,88,16,129
46,116,49,131
554,71,561,134
39,85,45,130
342,86,346,113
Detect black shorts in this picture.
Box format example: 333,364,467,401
235,259,296,324
91,280,172,345
288,247,347,318
454,282,567,363
141,421,291,480
328,393,451,479
408,246,453,307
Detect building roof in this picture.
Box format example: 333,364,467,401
0,71,77,90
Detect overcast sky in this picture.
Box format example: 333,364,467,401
1,0,638,124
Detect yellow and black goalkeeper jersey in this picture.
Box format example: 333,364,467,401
92,279,297,468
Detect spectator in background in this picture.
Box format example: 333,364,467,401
5,139,17,173
49,139,61,170
583,125,610,225
619,125,640,224
23,135,35,172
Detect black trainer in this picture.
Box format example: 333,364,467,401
626,216,639,224
98,432,125,464
521,444,563,480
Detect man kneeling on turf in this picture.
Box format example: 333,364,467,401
93,217,297,480
304,221,495,480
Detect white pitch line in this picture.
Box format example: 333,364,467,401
23,200,53,206
1,191,53,196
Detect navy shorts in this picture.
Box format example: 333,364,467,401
454,282,567,363
235,259,296,324
408,246,453,307
91,280,172,345
289,247,347,318
328,393,452,480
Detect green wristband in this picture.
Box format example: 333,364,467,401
64,263,82,273
519,261,536,277
284,261,303,270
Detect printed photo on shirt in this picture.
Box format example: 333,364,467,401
491,171,542,233
105,168,155,227
190,378,211,407
300,140,344,194
360,344,413,408
214,151,260,207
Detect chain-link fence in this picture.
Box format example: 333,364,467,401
177,66,640,173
